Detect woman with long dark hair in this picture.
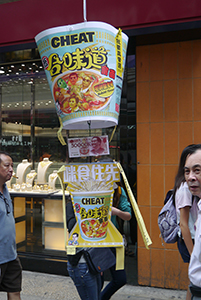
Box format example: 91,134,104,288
173,144,201,300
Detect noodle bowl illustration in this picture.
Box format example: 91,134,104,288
53,70,113,114
80,218,108,239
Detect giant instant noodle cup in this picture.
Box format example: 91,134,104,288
70,190,113,241
35,22,128,130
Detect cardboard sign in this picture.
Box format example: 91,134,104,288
62,162,120,184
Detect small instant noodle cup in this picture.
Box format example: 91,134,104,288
70,190,113,241
35,22,128,144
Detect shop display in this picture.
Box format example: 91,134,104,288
26,170,37,186
20,183,26,191
26,183,32,191
11,182,53,193
7,172,16,190
13,183,20,191
10,159,53,193
48,170,59,191
10,161,55,193
33,184,41,192
37,158,53,184
16,159,32,185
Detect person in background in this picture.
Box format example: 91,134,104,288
101,182,132,300
0,151,22,300
183,145,201,299
173,144,200,300
66,196,101,300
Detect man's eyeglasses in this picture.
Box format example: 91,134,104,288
3,197,10,215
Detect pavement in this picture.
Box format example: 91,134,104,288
0,270,186,300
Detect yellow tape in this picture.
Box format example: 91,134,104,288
57,166,68,250
115,28,123,77
57,117,66,145
115,162,152,249
116,247,124,270
109,125,117,143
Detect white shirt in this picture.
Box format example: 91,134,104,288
189,199,201,287
175,182,198,239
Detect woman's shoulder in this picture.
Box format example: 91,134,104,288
176,181,192,207
119,187,131,211
120,187,130,201
177,182,191,195
120,187,126,196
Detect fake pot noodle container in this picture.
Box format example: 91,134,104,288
70,190,113,241
35,21,128,130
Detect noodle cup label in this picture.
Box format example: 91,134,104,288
35,21,128,130
71,191,113,241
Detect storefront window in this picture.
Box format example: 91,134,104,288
1,80,32,161
0,51,67,256
0,56,67,165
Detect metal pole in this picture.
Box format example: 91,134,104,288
0,85,2,151
87,120,91,163
30,80,35,169
83,0,87,22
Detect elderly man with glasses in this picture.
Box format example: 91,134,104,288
0,151,22,300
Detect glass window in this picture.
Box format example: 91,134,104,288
0,56,67,165
0,51,68,256
1,71,32,162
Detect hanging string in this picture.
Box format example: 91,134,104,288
83,0,87,22
87,120,91,137
87,120,91,163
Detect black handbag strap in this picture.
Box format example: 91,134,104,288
67,250,84,266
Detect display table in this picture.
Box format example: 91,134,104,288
10,190,59,198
